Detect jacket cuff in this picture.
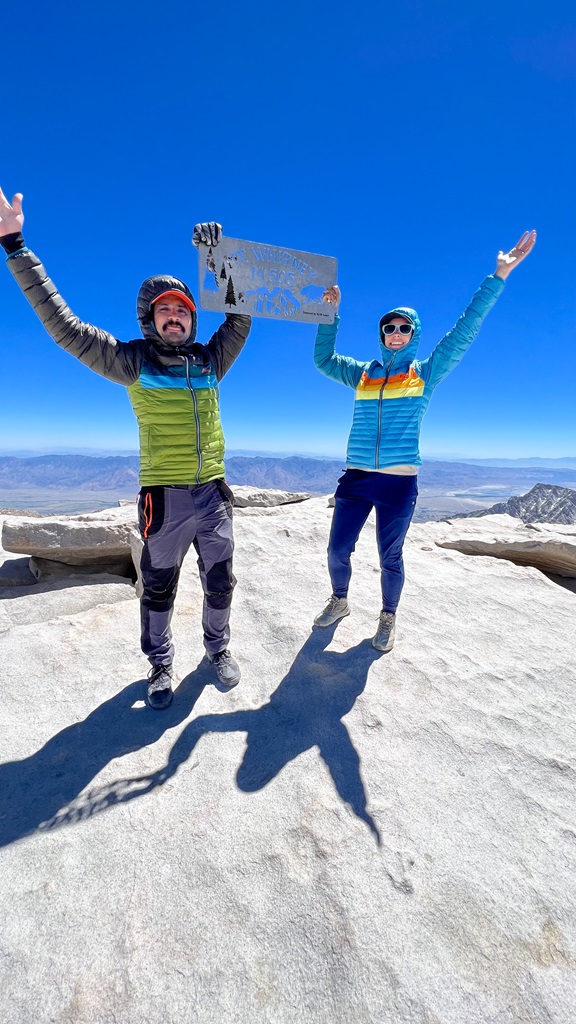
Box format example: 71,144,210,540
1,232,27,256
486,273,506,291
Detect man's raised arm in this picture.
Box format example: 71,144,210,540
205,313,251,382
191,220,251,380
0,189,141,386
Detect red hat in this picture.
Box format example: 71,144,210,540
151,289,196,313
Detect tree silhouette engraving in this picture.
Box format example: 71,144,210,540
225,276,236,306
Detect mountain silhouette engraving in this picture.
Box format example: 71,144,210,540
244,287,302,316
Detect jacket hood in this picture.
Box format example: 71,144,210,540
378,306,421,370
137,275,198,353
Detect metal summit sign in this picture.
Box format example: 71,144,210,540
196,236,338,324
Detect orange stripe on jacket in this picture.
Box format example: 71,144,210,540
357,368,424,390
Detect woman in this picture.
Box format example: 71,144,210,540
314,231,536,651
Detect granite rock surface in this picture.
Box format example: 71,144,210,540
231,485,311,507
0,498,574,1024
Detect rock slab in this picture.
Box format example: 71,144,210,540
2,506,137,565
231,485,311,507
422,513,576,577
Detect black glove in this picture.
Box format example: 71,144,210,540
0,232,26,255
192,222,223,248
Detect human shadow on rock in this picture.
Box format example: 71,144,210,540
0,666,209,848
123,626,384,841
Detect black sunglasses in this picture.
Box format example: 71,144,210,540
382,323,413,336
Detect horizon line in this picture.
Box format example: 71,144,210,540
0,448,575,463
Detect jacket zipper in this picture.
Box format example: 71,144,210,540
183,355,202,484
375,353,397,469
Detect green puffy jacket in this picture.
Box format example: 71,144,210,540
6,247,251,485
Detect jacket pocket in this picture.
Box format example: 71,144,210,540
138,486,167,538
215,478,235,516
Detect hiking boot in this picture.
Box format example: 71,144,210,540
209,649,241,688
372,611,396,652
314,595,350,628
146,663,174,710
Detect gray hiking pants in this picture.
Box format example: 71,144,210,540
137,481,236,665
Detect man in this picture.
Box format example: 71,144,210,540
314,231,536,652
0,189,251,709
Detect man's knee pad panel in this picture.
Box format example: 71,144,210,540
204,558,236,608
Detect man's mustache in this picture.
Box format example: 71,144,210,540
162,319,185,332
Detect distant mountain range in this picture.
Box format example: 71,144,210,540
1,454,576,496
226,456,576,496
225,456,343,493
451,483,576,525
451,457,576,470
0,455,140,491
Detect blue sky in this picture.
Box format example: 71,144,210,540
0,0,574,459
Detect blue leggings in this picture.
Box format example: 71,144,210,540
328,470,418,613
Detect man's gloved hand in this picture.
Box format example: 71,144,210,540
192,222,223,248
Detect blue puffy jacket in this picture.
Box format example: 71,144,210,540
314,275,505,470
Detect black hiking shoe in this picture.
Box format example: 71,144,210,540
209,649,241,688
146,663,174,710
